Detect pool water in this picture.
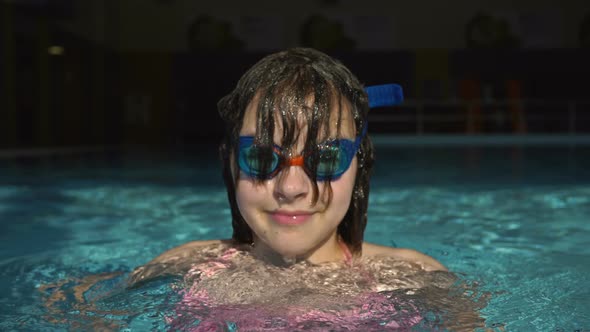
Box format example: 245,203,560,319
1,144,589,331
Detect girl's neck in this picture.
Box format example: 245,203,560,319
251,234,350,266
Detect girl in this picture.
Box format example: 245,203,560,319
128,48,458,330
131,47,445,278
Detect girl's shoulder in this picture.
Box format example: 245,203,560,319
148,239,232,265
128,239,234,287
361,242,447,272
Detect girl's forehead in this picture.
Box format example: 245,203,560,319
239,95,356,138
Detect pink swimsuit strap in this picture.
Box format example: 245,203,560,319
338,239,353,265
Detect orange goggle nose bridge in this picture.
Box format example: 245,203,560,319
284,155,304,167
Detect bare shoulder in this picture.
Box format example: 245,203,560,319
128,239,233,287
362,242,448,271
147,239,231,265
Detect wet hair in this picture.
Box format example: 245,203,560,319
217,48,374,255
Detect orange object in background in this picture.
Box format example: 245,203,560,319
459,79,527,134
458,79,482,134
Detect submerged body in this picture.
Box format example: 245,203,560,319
130,242,453,331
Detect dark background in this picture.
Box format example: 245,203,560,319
1,0,589,149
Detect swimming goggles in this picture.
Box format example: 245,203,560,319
237,84,403,181
238,124,367,181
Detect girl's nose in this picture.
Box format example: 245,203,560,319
273,164,310,203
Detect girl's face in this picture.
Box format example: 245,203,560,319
235,97,358,264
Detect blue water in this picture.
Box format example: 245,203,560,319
1,144,589,331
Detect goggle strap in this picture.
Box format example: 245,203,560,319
365,83,404,108
353,122,368,152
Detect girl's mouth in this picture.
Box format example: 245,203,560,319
270,210,314,225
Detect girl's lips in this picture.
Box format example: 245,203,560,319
270,211,314,225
